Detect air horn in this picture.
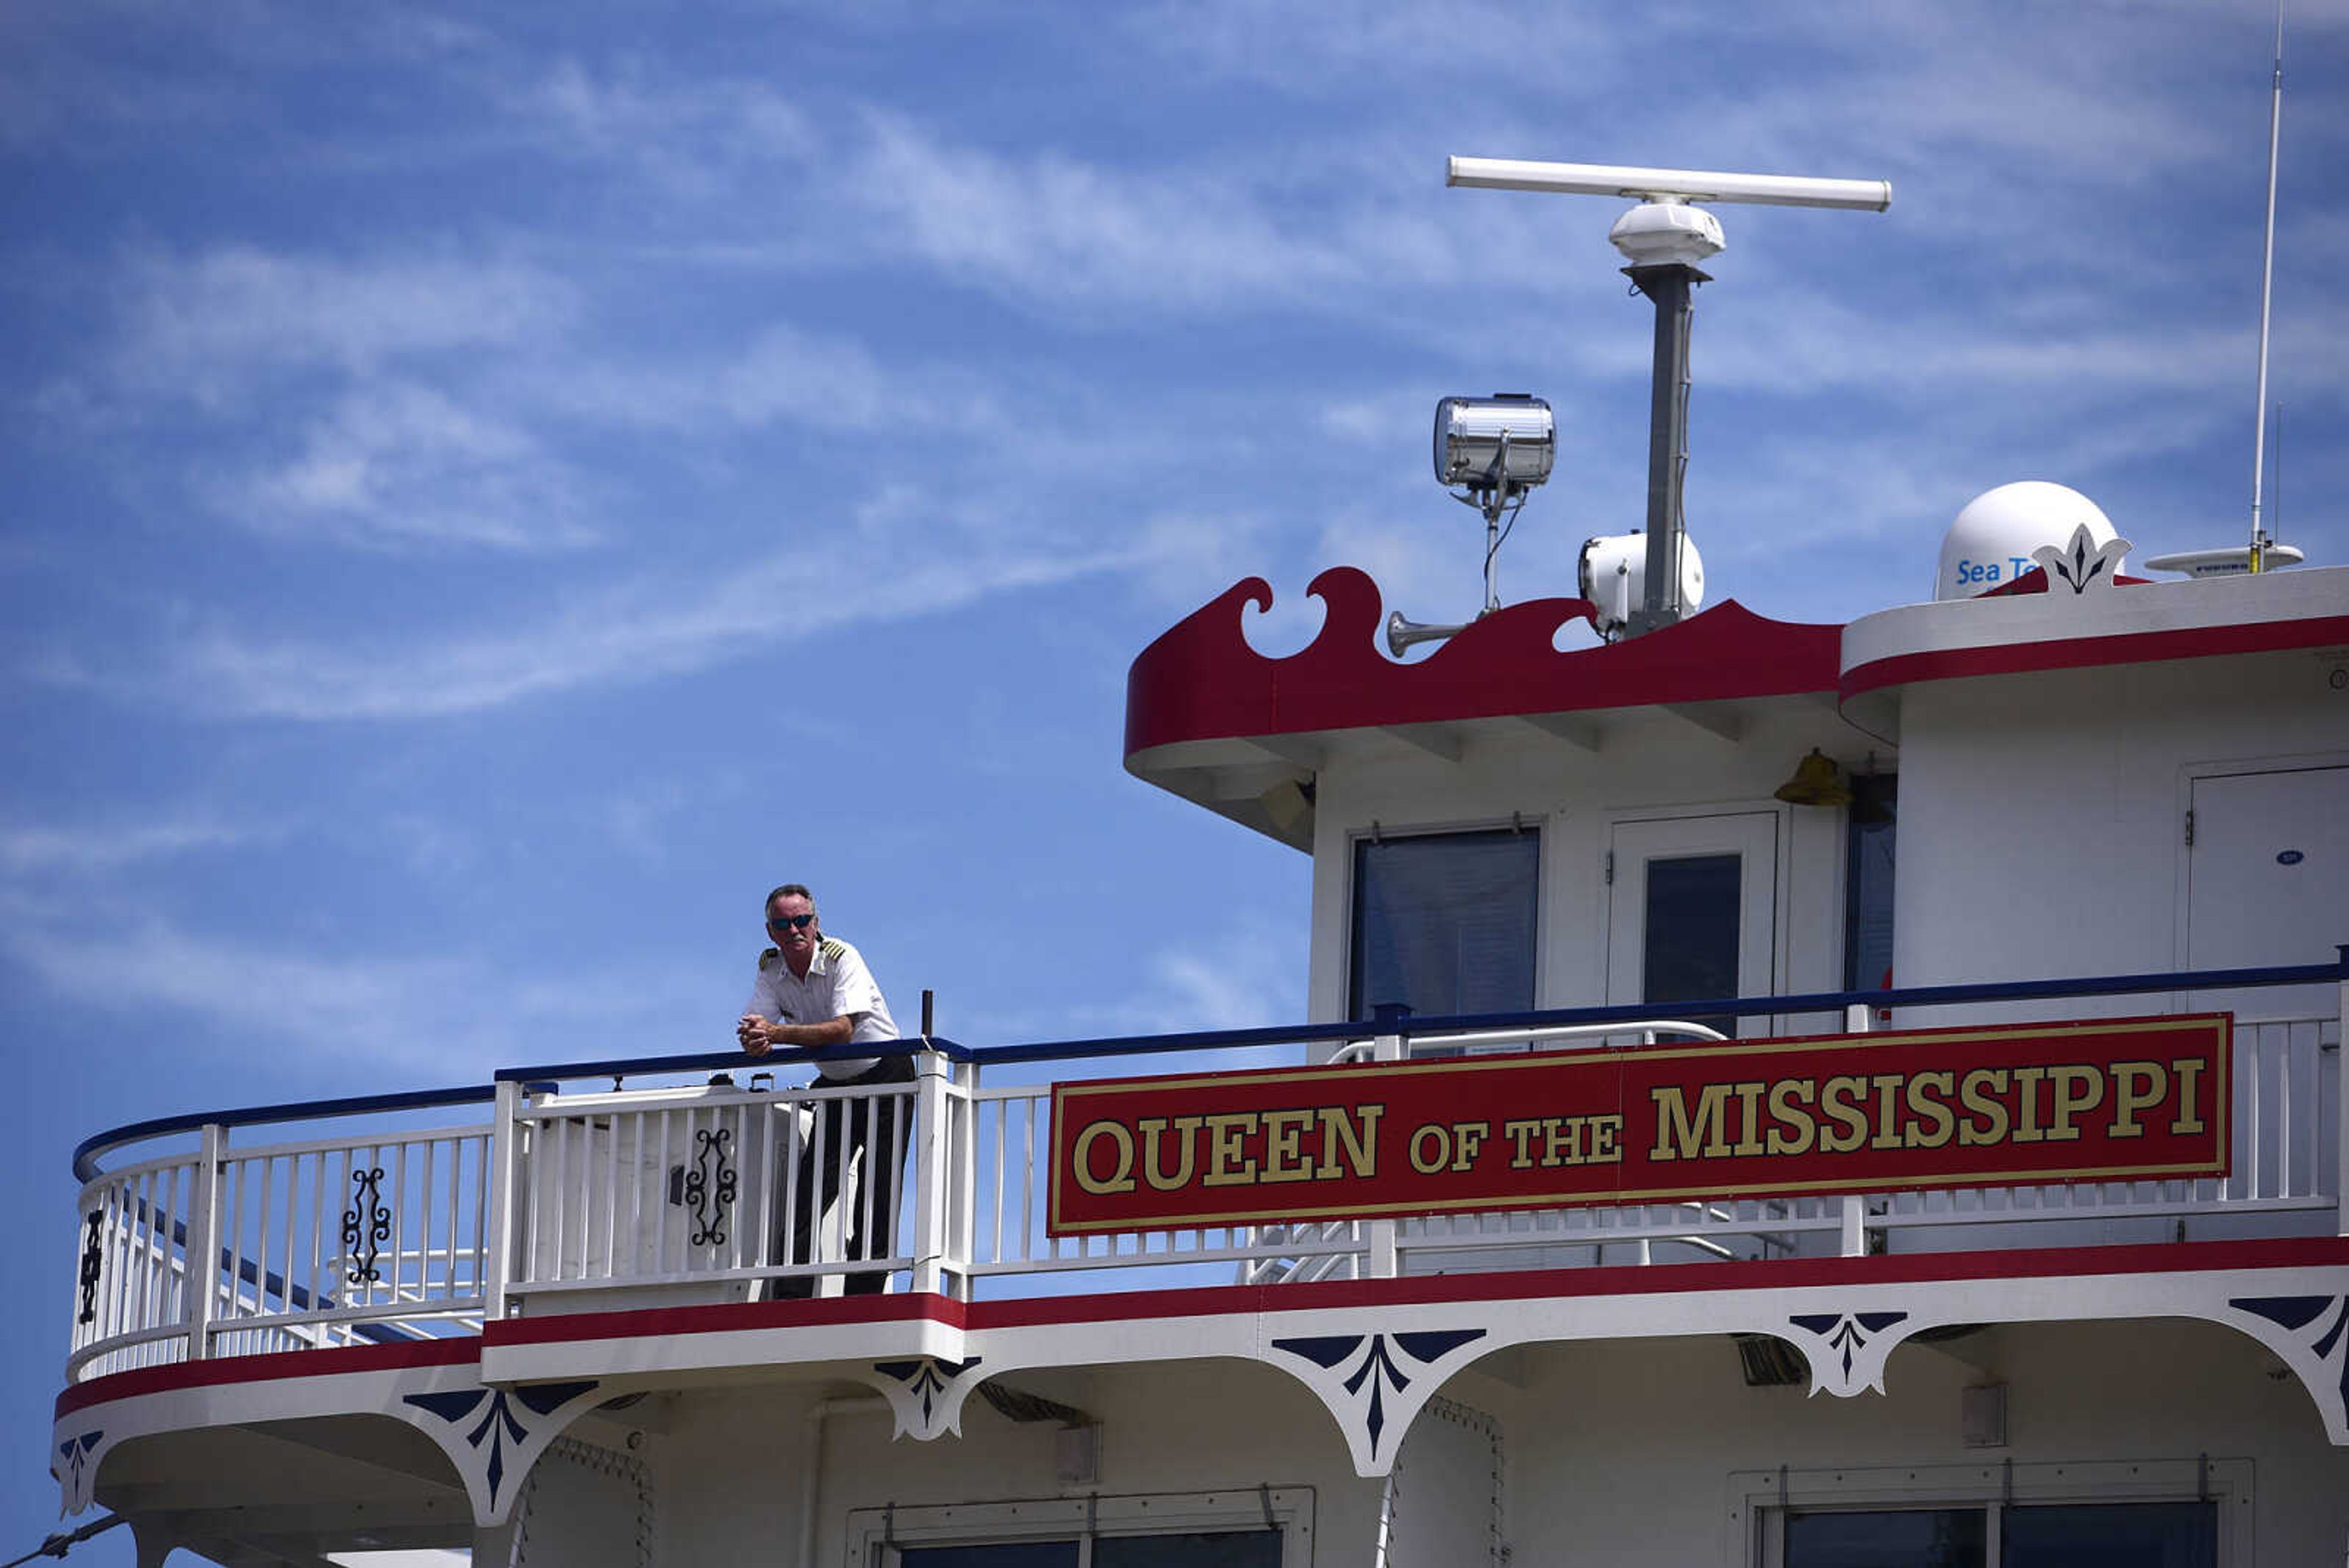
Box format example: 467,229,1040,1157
1386,611,1469,656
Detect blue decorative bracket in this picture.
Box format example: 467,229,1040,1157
1265,1328,1488,1474
2226,1294,2349,1444
866,1355,988,1441
399,1377,607,1525
1779,1309,1917,1397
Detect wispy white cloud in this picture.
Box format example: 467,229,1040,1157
0,816,261,874
503,56,815,189
111,246,577,402
518,321,1004,439
53,521,1150,721
1150,917,1308,1034
964,909,1308,1049
833,110,1374,311
220,379,600,552
1,914,708,1079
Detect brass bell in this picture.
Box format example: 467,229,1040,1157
1773,748,1854,807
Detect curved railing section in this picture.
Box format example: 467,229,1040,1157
66,956,2347,1384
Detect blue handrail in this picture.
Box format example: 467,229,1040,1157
73,948,2345,1183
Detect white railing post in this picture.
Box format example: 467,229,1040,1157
186,1123,226,1361
1368,1008,1407,1279
1840,1004,1871,1258
950,1060,978,1300
909,1050,953,1296
2336,971,2347,1238
483,1080,521,1319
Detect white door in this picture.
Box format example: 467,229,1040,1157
1606,812,1779,1036
2184,764,2346,1208
2187,765,2349,1019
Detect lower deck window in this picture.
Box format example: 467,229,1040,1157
1784,1502,2214,1566
1784,1506,1984,1566
1744,1459,2241,1568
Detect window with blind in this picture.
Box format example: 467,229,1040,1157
1348,827,1539,1022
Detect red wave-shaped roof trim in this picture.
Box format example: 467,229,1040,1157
1124,565,1842,759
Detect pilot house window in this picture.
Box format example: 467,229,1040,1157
1349,827,1539,1020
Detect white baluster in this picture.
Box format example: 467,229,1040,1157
1841,1003,1871,1257
187,1124,226,1361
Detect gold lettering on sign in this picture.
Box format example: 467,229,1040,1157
1138,1116,1202,1191
1651,1083,1734,1162
1731,1082,1767,1157
1766,1079,1818,1156
2011,1066,2047,1143
1903,1071,1956,1150
1072,1121,1137,1195
1868,1074,1906,1151
2047,1064,2103,1142
2109,1061,2166,1139
1590,1114,1622,1163
1819,1076,1869,1154
2170,1058,2207,1135
1318,1105,1381,1180
1261,1109,1314,1183
1201,1113,1260,1186
1958,1069,2009,1147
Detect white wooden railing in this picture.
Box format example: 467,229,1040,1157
65,977,2345,1384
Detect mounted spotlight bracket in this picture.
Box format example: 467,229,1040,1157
1431,393,1555,619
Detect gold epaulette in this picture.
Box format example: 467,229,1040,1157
757,946,782,971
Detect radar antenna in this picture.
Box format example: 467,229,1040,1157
2248,6,2285,573
1447,158,1891,636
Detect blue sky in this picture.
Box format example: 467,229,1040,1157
4,1,2345,1558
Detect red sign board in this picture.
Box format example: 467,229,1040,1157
1046,1015,2230,1236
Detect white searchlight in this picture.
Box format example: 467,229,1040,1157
1433,393,1556,493
1387,395,1557,657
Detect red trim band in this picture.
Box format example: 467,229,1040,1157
482,1289,969,1347
1841,614,2349,702
56,1236,2349,1418
56,1333,480,1419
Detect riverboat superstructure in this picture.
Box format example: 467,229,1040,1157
46,157,2349,1568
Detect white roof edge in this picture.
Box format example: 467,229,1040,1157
1841,564,2349,682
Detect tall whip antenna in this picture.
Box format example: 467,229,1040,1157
2247,4,2284,573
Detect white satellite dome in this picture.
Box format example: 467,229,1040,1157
1934,481,2121,601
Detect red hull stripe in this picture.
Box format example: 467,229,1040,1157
57,1236,2349,1419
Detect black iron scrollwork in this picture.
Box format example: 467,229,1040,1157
343,1166,392,1285
77,1210,104,1325
683,1127,737,1246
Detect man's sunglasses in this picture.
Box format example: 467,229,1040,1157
768,913,816,932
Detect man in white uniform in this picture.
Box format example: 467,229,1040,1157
738,883,908,1296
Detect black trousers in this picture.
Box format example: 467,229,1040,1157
774,1053,915,1298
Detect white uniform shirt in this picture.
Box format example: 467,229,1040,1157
745,935,899,1079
